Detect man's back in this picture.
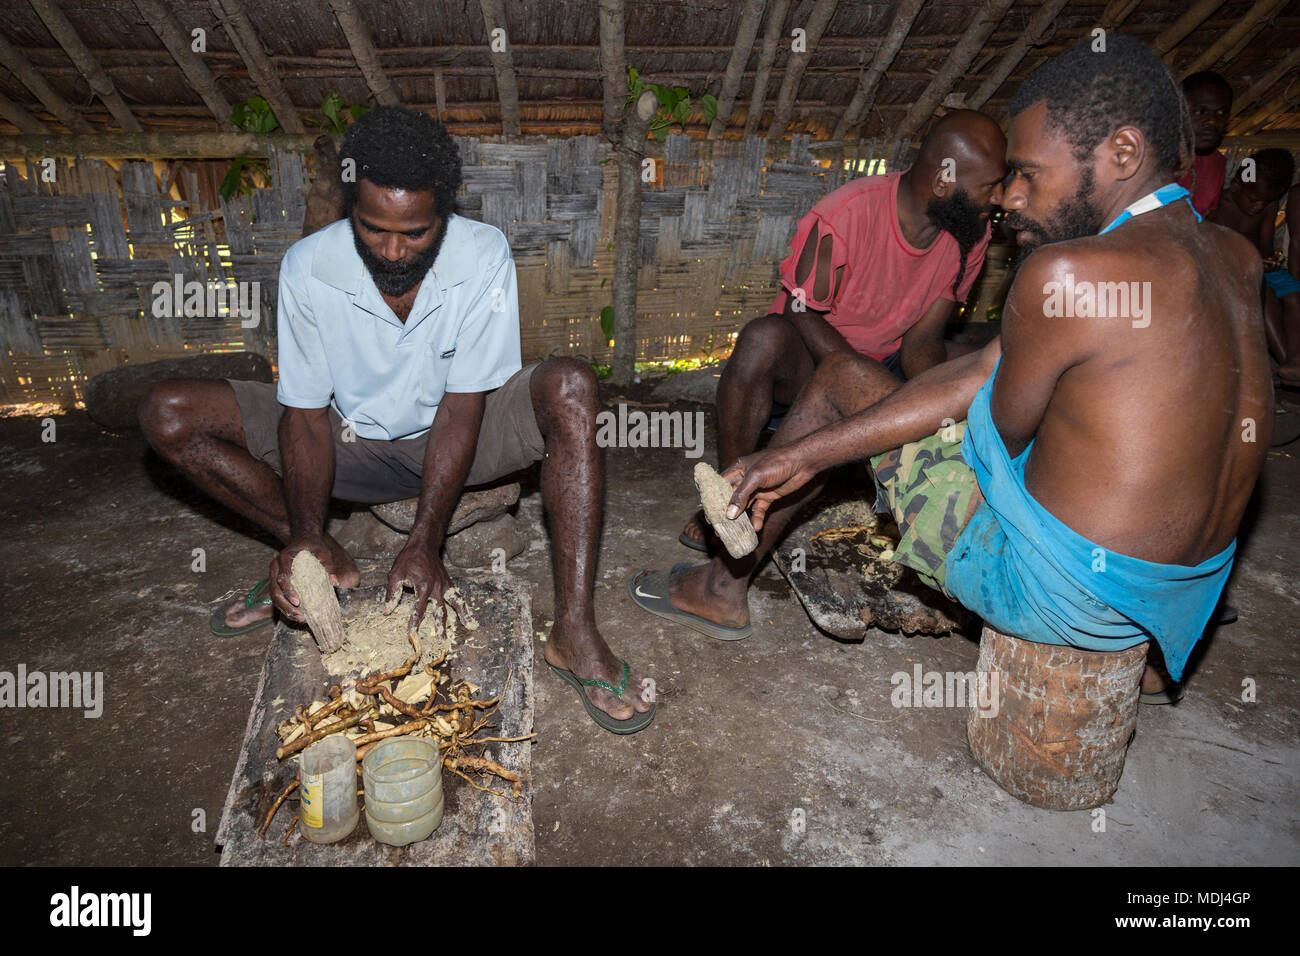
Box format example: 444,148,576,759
1014,203,1270,566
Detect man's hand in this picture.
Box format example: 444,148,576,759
384,542,467,634
269,537,354,623
722,444,821,531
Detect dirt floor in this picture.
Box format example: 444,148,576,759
2,381,1298,866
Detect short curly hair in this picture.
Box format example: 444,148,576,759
338,106,462,220
1010,33,1191,175
1245,148,1296,195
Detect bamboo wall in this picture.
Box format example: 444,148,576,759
0,132,899,405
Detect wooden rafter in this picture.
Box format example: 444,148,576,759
597,0,626,140
209,0,305,133
0,131,319,159
0,30,91,132
327,0,400,106
1154,0,1229,62
28,0,141,132
708,0,765,139
0,88,50,133
767,0,838,141
1233,44,1300,120
832,0,923,141
132,0,233,128
743,0,791,137
477,0,520,137
892,0,1015,145
1181,0,1288,76
968,0,1068,110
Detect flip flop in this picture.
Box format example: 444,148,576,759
208,577,275,638
628,564,752,641
1139,682,1185,706
547,660,656,735
678,531,709,553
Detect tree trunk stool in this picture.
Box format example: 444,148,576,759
966,625,1148,810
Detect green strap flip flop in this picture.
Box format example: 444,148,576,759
547,659,656,735
208,577,275,638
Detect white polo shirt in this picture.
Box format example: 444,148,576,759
274,214,522,440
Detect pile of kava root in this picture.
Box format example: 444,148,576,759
261,591,533,844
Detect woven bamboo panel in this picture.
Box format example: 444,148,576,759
0,135,897,405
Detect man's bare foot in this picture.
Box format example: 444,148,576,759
544,623,653,721
680,512,710,548
222,588,274,629
667,562,750,630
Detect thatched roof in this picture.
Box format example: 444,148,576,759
0,0,1297,145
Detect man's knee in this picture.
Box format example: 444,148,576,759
731,313,796,370
531,357,598,413
137,379,196,447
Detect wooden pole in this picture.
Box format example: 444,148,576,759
0,131,319,159
0,31,90,132
598,0,626,141
28,0,141,132
1180,0,1287,76
434,69,447,121
209,0,305,133
1100,0,1143,27
708,0,765,139
1236,90,1297,135
1222,131,1300,149
767,0,838,141
611,89,658,387
133,0,233,127
831,0,923,141
893,0,1015,145
967,0,1068,110
743,0,791,138
1153,0,1228,61
0,89,50,133
477,0,520,136
327,0,400,106
1233,44,1300,118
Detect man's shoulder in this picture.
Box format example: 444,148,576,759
812,172,896,218
281,219,353,282
448,214,512,264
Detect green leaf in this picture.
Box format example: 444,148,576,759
349,104,369,120
701,93,718,126
600,277,608,288
673,96,691,123
650,119,669,141
599,305,615,344
321,92,342,124
655,85,675,110
627,66,639,93
219,158,247,200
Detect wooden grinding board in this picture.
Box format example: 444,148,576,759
771,485,975,640
215,576,535,866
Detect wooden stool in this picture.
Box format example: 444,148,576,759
967,626,1148,811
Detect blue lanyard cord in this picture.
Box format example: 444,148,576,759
1097,183,1201,235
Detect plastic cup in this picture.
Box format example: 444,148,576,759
363,736,443,846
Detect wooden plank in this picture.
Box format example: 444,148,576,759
215,577,535,866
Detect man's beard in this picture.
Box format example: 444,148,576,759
1005,167,1105,265
352,216,447,296
926,187,988,297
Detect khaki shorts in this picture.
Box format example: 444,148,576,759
228,363,544,503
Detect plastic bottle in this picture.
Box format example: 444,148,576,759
298,736,359,844
363,736,443,846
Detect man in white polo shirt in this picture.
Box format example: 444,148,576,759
139,107,653,734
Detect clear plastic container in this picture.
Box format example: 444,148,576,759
298,736,359,844
363,736,443,846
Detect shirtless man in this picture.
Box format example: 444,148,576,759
678,110,1006,550
632,35,1270,702
139,107,653,734
1211,149,1300,380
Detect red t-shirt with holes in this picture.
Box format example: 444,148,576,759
769,171,991,359
1177,151,1227,216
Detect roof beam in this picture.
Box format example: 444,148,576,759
326,0,400,106
133,0,233,127
27,0,140,132
208,0,305,133
743,0,791,137
0,89,51,133
767,0,838,141
832,0,923,141
477,0,520,136
708,0,766,138
1181,0,1287,76
0,29,91,132
968,0,1068,110
893,0,1015,144
1154,0,1228,61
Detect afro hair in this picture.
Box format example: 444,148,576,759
338,106,463,220
1010,33,1191,176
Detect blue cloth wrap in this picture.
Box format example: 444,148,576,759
944,361,1234,681
1264,269,1300,299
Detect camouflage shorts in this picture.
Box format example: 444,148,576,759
869,421,984,594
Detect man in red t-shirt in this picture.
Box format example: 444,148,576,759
1177,71,1232,215
680,109,1007,549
